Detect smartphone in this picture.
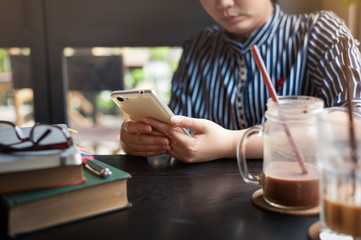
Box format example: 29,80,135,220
111,89,190,135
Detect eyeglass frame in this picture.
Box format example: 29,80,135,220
0,121,73,152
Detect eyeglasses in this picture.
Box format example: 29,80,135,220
0,121,73,152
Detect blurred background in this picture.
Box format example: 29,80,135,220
0,0,360,154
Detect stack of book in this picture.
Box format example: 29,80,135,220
0,124,131,237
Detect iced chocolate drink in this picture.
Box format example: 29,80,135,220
263,162,319,208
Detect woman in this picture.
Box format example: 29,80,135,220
120,0,361,162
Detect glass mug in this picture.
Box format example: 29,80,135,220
317,107,361,239
237,96,324,209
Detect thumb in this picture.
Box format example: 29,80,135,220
171,115,206,132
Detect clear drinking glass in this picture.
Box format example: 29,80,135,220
317,107,361,240
238,96,324,209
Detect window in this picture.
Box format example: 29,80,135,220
63,46,182,154
0,48,34,127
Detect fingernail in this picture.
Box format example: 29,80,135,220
145,125,152,133
160,138,169,145
171,116,182,125
123,122,129,132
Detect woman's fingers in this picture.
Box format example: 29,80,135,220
120,119,171,157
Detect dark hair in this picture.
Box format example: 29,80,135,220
271,0,278,3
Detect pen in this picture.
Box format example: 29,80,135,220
85,160,112,178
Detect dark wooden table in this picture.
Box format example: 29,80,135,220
3,154,319,240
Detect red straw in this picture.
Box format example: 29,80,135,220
250,45,308,174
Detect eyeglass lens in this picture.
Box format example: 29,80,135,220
0,122,21,145
30,125,69,145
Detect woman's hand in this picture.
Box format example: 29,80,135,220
143,116,243,163
119,118,171,157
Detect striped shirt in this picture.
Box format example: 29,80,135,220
169,4,361,130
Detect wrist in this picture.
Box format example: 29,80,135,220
218,129,244,159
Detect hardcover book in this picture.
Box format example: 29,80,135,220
1,159,131,237
0,124,84,194
0,164,85,194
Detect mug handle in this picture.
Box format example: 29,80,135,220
237,125,262,185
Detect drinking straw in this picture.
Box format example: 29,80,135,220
341,36,358,198
250,45,308,174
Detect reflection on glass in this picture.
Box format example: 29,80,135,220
0,48,34,127
64,46,182,154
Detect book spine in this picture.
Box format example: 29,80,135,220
0,177,87,195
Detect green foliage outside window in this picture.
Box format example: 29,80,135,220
0,49,10,73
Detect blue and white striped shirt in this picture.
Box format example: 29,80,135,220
169,4,361,130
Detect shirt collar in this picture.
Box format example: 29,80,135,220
223,4,284,54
